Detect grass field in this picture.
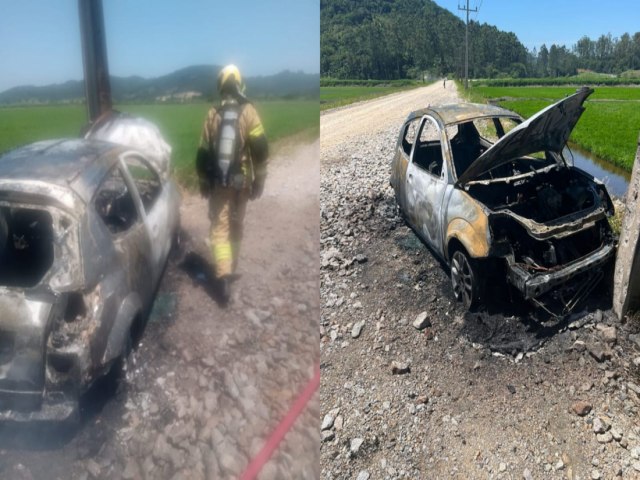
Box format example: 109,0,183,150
472,86,640,101
474,72,640,87
465,85,640,171
320,83,421,111
0,100,319,186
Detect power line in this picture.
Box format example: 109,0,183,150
458,0,478,89
473,0,483,22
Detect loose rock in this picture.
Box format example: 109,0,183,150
321,414,335,431
356,471,370,480
350,438,364,455
321,430,335,443
571,400,592,416
598,325,617,344
413,311,431,330
351,320,366,339
391,361,410,375
593,417,609,434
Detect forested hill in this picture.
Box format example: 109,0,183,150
321,0,529,80
0,66,319,105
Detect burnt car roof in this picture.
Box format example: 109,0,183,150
407,102,521,126
0,139,126,206
0,139,119,184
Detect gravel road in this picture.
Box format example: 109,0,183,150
320,82,640,480
321,83,456,155
0,139,320,480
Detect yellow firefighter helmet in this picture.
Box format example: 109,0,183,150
217,64,244,95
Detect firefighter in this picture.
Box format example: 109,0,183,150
196,64,269,303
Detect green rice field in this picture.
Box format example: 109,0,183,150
0,100,319,187
467,85,640,171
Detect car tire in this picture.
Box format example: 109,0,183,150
450,249,482,310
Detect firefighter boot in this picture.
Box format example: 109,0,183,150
218,275,232,305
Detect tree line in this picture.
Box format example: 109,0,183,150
528,33,640,78
321,0,640,80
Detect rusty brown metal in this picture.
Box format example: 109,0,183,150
404,103,520,127
445,191,490,259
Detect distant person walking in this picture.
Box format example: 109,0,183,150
196,64,269,304
443,77,447,89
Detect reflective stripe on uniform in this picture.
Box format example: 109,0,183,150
213,242,233,261
249,124,265,138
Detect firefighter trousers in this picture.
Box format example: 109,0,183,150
208,187,250,278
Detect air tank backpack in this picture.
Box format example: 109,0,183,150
213,103,243,188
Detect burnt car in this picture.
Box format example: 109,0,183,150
390,87,615,310
0,136,179,421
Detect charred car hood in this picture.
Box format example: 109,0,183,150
457,87,593,185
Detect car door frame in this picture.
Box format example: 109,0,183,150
119,152,174,288
405,114,450,257
91,160,155,306
392,116,421,212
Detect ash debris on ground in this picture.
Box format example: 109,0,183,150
320,90,640,479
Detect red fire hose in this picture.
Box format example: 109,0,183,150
239,363,320,480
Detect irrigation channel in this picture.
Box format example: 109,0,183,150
568,143,630,198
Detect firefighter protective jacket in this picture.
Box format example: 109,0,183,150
197,98,268,190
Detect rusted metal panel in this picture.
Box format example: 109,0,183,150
405,103,519,126
509,243,615,299
445,189,491,259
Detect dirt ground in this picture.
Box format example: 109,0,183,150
320,82,640,479
0,139,320,479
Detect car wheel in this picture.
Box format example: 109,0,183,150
450,249,481,309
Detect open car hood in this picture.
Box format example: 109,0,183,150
457,87,593,185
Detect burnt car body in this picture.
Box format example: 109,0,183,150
0,136,179,421
390,88,615,310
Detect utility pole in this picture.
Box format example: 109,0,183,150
78,0,112,123
458,0,477,89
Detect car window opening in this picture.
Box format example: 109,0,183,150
95,168,138,234
451,122,484,177
402,119,420,156
451,117,522,178
124,157,162,212
414,142,444,176
0,207,54,288
414,118,444,177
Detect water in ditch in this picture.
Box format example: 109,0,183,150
569,143,630,198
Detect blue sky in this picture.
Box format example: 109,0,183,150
0,0,319,92
2,1,638,93
434,0,640,51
